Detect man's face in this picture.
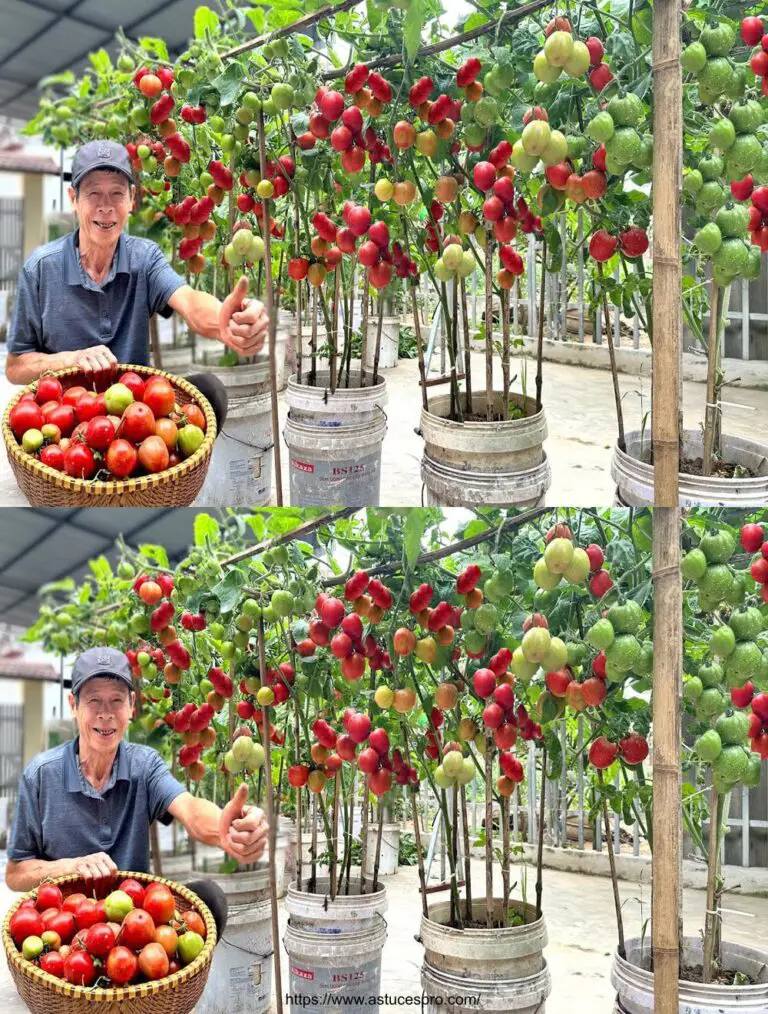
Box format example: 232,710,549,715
70,171,134,251
70,677,134,757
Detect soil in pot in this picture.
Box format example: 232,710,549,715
678,965,758,987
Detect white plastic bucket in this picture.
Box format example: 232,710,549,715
365,316,399,371
363,824,400,877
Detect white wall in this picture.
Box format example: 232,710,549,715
0,134,74,217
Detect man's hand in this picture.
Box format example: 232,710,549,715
69,851,118,886
219,783,268,864
65,345,118,375
219,276,269,357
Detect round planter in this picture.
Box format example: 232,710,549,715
196,359,273,506
611,936,768,1014
284,879,387,1010
182,865,273,1014
420,392,550,507
283,371,388,507
611,430,768,506
364,823,400,877
420,899,550,1013
275,310,296,392
365,316,400,371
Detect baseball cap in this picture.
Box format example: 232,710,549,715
71,140,134,189
71,647,134,696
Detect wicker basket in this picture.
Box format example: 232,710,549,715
3,870,217,1014
2,364,217,506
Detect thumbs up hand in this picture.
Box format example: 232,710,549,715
219,275,269,357
218,782,269,863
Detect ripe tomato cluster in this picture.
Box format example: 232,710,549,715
588,226,649,262
588,731,649,769
8,879,206,988
741,523,768,604
742,185,768,253
8,372,206,481
742,17,768,96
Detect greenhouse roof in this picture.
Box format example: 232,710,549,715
0,0,203,122
0,507,207,628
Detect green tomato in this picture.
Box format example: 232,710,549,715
178,425,205,458
220,640,236,658
681,41,707,74
271,590,295,618
22,936,44,960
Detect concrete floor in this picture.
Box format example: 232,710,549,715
1,855,766,1012
1,347,765,507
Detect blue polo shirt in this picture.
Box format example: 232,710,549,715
7,229,186,366
7,737,186,873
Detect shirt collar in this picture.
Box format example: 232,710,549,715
66,736,129,795
65,228,129,287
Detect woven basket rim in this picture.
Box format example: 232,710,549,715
2,869,217,1001
2,364,217,498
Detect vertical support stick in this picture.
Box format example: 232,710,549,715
702,788,721,982
535,745,547,920
599,769,625,958
652,506,682,1012
330,772,340,900
330,266,340,393
485,733,494,926
372,802,384,892
598,263,626,453
412,286,429,411
501,287,510,420
484,228,494,421
372,297,384,387
501,795,510,926
310,793,318,894
460,277,473,416
460,784,473,923
360,277,369,388
257,619,284,1014
295,706,303,892
652,0,683,504
360,777,369,894
535,238,547,413
256,109,283,506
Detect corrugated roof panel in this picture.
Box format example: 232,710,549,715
2,17,107,85
0,0,54,64
0,510,57,568
2,523,102,591
75,0,170,31
136,0,203,48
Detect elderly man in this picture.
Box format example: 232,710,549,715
5,647,267,937
5,139,268,386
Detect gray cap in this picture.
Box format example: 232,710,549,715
71,140,134,189
71,647,134,696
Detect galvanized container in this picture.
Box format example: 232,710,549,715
284,879,387,1011
420,899,550,1013
365,316,400,371
194,866,273,1014
196,359,273,506
611,430,768,506
419,393,550,507
611,936,768,1014
283,372,388,507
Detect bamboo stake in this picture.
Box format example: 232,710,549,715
330,266,340,393
330,772,340,900
310,286,318,388
485,733,494,927
412,286,429,411
598,769,625,958
294,182,303,386
372,803,384,892
484,228,494,422
360,777,370,894
460,278,473,416
652,506,682,1013
257,619,283,1014
501,796,510,927
535,745,547,920
310,793,318,893
451,279,463,422
402,724,429,916
597,263,626,452
501,287,510,420
295,707,303,892
702,283,732,475
535,238,547,413
360,278,370,389
372,297,384,387
256,109,283,505
702,788,721,983
460,784,473,923
651,0,683,505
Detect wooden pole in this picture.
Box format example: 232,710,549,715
485,733,494,927
484,229,494,421
460,784,473,923
295,707,303,892
360,777,370,894
501,287,510,420
460,277,473,416
256,109,283,505
501,795,510,926
257,619,283,1014
330,265,340,393
651,0,682,504
310,792,318,893
535,238,547,413
402,724,429,916
652,506,682,1013
535,745,547,920
372,297,384,387
330,772,340,900
412,286,429,411
702,788,721,982
360,275,370,389
598,264,626,453
372,803,384,892
599,769,625,957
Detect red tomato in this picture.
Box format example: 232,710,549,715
105,439,138,478
142,886,175,926
183,910,206,938
9,400,44,439
118,878,146,909
84,922,116,958
143,378,176,417
75,392,101,423
40,400,61,419
154,417,178,451
86,415,116,452
138,435,169,473
138,580,163,605
9,907,44,947
119,402,156,443
47,403,76,436
36,376,63,404
62,385,87,407
62,893,87,914
138,941,170,980
154,924,178,957
118,908,156,950
48,910,76,944
74,899,101,930
118,371,146,401
39,950,65,978
105,945,138,985
36,883,63,911
181,403,206,431
64,443,96,480
64,950,96,986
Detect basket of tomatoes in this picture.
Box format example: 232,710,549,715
2,364,217,507
3,871,216,1014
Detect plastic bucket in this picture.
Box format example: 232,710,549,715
195,867,273,1014
611,430,768,506
365,316,399,370
611,937,768,1013
197,360,273,506
421,958,551,1014
363,824,400,877
284,880,387,1011
283,372,388,507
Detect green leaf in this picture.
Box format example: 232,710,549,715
194,5,220,39
88,555,113,582
403,0,425,62
462,12,490,31
210,569,247,614
244,6,266,32
246,514,266,540
79,77,92,98
366,0,384,31
463,519,490,539
88,49,112,75
78,584,92,605
38,70,75,89
194,513,221,547
138,37,169,61
404,510,427,568
138,544,170,569
210,62,247,107
37,577,76,597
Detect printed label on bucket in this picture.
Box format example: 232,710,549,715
224,961,270,1013
288,956,381,1010
289,452,381,508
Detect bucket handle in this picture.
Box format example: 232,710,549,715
219,428,275,455
219,935,274,960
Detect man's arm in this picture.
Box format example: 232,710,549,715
168,278,268,357
6,347,118,386
5,852,118,893
169,785,267,863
